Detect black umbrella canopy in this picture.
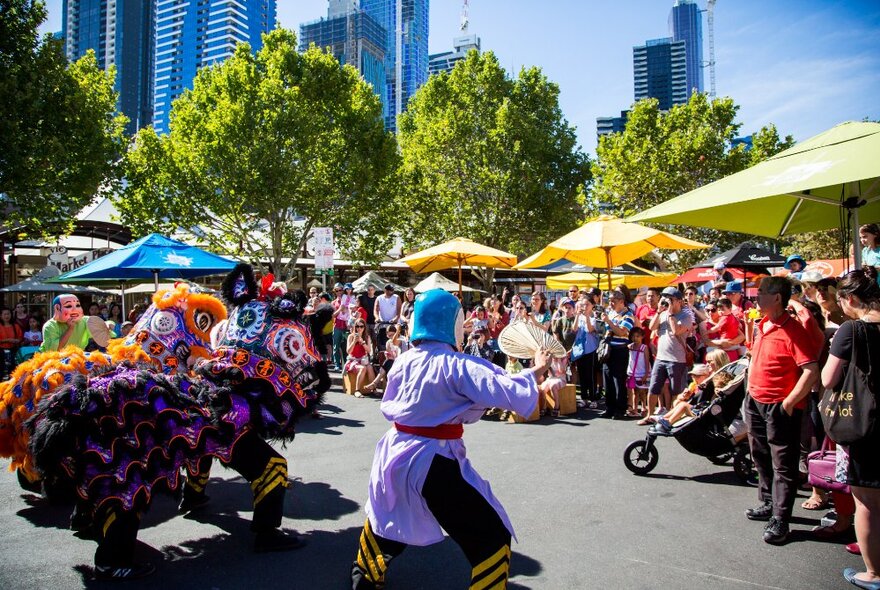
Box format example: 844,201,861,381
694,243,786,271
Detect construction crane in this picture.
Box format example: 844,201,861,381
460,0,470,33
706,0,717,97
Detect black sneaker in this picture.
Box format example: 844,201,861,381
762,516,790,545
745,501,773,521
254,529,306,553
178,493,210,514
94,562,156,581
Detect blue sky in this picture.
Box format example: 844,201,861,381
41,0,880,154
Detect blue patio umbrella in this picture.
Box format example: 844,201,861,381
47,233,237,316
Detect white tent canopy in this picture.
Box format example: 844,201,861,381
414,272,485,293
351,271,407,293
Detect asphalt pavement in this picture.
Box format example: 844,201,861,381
0,380,863,589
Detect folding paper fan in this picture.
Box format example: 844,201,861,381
498,321,567,360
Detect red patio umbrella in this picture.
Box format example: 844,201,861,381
675,266,746,284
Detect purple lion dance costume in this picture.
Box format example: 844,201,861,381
27,264,331,580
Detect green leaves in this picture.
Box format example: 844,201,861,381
1,1,126,239
118,29,399,279
590,93,796,271
397,50,591,278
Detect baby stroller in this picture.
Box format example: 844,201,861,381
623,359,757,485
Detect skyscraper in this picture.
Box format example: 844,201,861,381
669,0,704,96
62,0,154,135
360,0,430,130
300,4,387,113
596,111,629,142
428,33,480,77
633,37,687,110
152,0,277,135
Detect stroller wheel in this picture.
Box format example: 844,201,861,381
734,448,759,486
623,440,659,475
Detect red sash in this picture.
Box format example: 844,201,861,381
394,422,463,439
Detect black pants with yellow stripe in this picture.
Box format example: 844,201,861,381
180,429,289,531
94,430,289,567
352,455,512,589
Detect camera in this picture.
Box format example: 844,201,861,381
659,298,670,308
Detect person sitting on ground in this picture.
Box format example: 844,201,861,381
345,320,376,398
39,294,111,353
364,323,410,395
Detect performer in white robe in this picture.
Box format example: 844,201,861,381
351,289,563,590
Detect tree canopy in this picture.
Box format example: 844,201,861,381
590,93,795,270
118,28,399,279
0,0,126,239
396,50,591,286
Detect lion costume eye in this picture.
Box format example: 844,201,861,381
194,310,214,332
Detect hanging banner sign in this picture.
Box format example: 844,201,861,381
313,228,334,270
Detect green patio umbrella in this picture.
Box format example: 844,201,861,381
629,121,880,266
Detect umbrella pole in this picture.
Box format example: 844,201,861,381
852,205,862,269
121,283,126,321
153,270,159,291
458,261,463,299
605,248,612,292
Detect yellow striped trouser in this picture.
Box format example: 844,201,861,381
356,518,391,588
250,456,289,506
469,543,511,590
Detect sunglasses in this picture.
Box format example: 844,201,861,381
705,307,716,312
355,324,366,328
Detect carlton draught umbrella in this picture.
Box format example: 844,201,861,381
515,215,707,290
397,238,517,296
629,121,880,266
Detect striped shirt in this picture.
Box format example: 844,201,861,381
607,308,635,346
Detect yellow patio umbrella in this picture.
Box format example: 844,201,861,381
396,238,518,296
515,215,708,290
546,267,677,290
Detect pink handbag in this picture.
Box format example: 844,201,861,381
807,438,850,494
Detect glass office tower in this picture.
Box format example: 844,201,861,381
633,37,687,111
669,0,704,96
62,0,154,135
360,0,429,130
152,0,276,135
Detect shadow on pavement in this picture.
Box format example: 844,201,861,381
296,403,366,435
639,469,754,488
68,524,543,589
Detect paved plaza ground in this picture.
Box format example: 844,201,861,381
0,379,864,589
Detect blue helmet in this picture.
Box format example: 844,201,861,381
410,289,463,347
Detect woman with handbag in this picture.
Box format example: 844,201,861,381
820,267,880,590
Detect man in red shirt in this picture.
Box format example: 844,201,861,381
744,277,819,545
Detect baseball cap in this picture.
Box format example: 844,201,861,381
559,297,575,307
713,261,726,271
661,287,683,299
722,281,743,294
384,283,395,291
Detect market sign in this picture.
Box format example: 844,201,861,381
44,248,112,273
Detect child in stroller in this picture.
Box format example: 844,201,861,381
623,356,755,484
647,350,732,433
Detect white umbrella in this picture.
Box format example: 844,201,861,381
414,272,485,293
